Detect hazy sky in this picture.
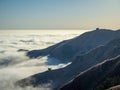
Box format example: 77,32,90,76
0,0,120,30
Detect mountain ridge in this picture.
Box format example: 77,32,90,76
60,55,120,90
27,29,120,62
17,37,120,90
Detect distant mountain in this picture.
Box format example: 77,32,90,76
60,55,120,90
27,29,120,62
17,38,120,90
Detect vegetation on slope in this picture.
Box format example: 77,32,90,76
95,75,120,90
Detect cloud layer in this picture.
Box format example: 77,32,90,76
0,30,85,90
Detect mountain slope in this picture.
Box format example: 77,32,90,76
27,29,120,62
107,85,120,90
17,38,120,90
60,55,120,90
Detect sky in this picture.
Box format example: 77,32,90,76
0,0,120,30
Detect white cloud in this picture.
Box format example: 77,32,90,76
0,30,83,90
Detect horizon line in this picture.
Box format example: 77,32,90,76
0,28,119,30
0,28,92,30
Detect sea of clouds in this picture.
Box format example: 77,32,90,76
0,30,87,90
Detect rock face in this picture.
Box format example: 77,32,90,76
17,38,120,90
60,55,120,90
27,29,120,62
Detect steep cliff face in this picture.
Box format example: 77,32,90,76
27,29,120,62
60,55,120,90
17,38,120,90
